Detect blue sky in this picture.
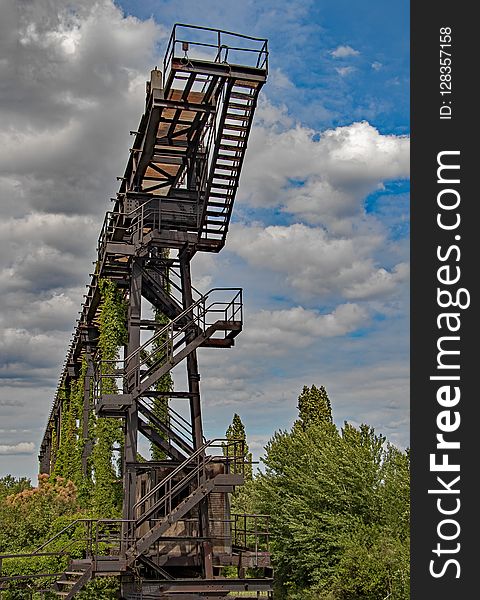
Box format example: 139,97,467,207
119,0,409,133
0,0,409,478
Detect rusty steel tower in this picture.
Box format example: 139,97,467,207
25,24,273,600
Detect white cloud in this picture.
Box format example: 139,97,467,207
0,1,165,216
269,67,295,90
0,328,67,376
242,304,368,354
228,223,405,301
331,45,360,58
372,61,383,71
240,120,409,223
0,442,35,455
336,66,356,77
0,1,164,395
343,262,409,300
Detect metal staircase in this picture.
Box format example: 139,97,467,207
125,439,244,566
137,396,195,461
52,566,93,599
94,286,243,415
201,80,261,248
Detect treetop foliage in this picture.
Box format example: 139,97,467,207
296,384,333,429
225,412,253,481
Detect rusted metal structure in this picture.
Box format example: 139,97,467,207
1,24,273,599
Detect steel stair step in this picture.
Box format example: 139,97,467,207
212,173,238,180
208,192,231,199
214,163,240,170
218,136,243,143
228,101,252,109
205,218,228,224
210,183,236,190
230,91,255,99
233,79,259,88
214,164,240,171
206,208,229,215
201,337,234,347
220,135,246,143
205,209,228,215
207,201,230,208
225,113,251,121
217,153,242,161
223,123,249,132
202,227,226,234
205,208,229,215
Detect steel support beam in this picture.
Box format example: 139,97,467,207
123,260,142,542
179,247,214,580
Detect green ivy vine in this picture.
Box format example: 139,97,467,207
90,278,128,516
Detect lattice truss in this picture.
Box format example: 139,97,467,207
31,24,273,600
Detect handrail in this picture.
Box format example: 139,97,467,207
133,289,241,374
139,397,193,445
94,287,242,404
163,23,268,83
32,518,84,553
133,438,212,511
133,437,245,513
173,23,268,44
137,454,211,524
0,518,137,588
106,287,241,365
124,291,205,363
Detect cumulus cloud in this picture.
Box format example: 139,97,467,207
0,213,96,296
0,0,165,217
0,328,68,384
243,304,368,354
228,223,406,301
0,442,35,455
331,45,360,58
336,66,356,77
0,2,161,353
240,120,409,226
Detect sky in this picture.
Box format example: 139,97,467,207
0,0,409,480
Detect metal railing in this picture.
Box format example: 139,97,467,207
95,287,242,399
97,210,130,264
232,514,271,560
163,24,268,84
143,261,203,307
0,519,135,589
96,193,209,263
138,396,195,451
133,438,246,524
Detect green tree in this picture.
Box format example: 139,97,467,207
296,384,332,429
253,386,409,600
53,379,83,489
225,413,253,481
0,475,120,599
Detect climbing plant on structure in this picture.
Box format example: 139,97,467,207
91,278,128,515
